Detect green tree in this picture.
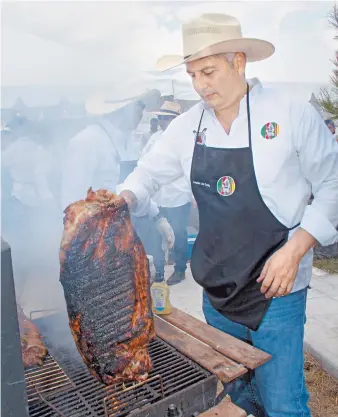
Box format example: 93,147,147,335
318,5,338,119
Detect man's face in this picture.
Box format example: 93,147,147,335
328,123,336,135
186,53,246,112
158,115,175,131
150,119,159,133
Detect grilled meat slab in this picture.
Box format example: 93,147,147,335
60,189,155,385
17,305,47,367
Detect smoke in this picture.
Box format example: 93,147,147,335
1,0,333,321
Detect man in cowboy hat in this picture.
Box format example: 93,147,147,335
61,86,174,253
141,101,192,284
120,13,338,416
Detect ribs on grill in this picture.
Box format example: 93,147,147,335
60,188,155,385
17,304,48,367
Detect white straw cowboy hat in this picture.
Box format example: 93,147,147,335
156,13,275,71
152,101,181,117
85,84,161,115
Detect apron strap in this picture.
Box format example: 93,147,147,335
195,109,205,142
288,222,301,231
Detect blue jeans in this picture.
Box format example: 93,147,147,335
203,289,311,417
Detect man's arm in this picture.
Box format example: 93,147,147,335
120,122,185,212
258,102,338,298
295,102,338,245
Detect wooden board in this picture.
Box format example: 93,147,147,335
154,317,247,383
158,308,271,369
199,397,247,417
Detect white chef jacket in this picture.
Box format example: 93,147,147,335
61,118,159,216
2,137,53,207
121,78,338,293
140,130,191,208
61,121,121,210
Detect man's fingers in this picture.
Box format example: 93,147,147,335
257,260,270,283
259,270,275,294
264,278,282,299
286,281,294,295
276,285,287,297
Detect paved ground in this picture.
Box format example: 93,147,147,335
304,267,338,379
166,264,338,379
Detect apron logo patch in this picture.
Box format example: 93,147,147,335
261,122,280,140
217,176,236,197
193,128,207,145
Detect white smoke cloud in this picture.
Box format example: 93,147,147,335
1,1,335,89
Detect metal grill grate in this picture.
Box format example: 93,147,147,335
25,354,72,403
26,335,211,417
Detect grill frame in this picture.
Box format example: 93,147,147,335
26,313,218,417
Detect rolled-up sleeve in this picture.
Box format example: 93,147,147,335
120,122,185,214
293,102,338,245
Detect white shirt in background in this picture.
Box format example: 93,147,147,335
2,137,53,207
61,122,121,210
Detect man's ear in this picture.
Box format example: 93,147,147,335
234,53,246,76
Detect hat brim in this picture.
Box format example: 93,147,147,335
85,96,136,116
85,90,161,116
152,110,180,117
156,38,275,71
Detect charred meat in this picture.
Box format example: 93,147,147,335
17,305,47,367
60,189,155,385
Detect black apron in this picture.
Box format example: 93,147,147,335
190,84,298,331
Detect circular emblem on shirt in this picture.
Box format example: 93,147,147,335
217,176,236,197
261,122,280,140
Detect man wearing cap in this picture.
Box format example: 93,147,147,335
61,88,175,253
120,13,338,417
141,101,192,284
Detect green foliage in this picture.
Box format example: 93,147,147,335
318,5,338,119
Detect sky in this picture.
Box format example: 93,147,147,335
1,1,337,101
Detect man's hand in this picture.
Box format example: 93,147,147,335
257,247,300,298
257,228,316,299
155,217,175,251
120,190,137,211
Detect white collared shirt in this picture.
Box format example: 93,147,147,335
121,78,338,292
61,120,159,217
61,121,123,210
2,137,54,207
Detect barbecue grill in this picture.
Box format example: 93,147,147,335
26,312,218,417
1,239,218,417
2,239,268,417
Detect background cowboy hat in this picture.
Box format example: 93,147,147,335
152,101,181,117
156,13,275,72
85,83,161,115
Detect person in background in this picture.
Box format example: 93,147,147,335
142,101,192,284
140,117,159,152
61,88,174,258
120,13,338,416
325,119,337,142
1,116,56,301
61,89,157,210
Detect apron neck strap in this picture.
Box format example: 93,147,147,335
246,83,252,148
